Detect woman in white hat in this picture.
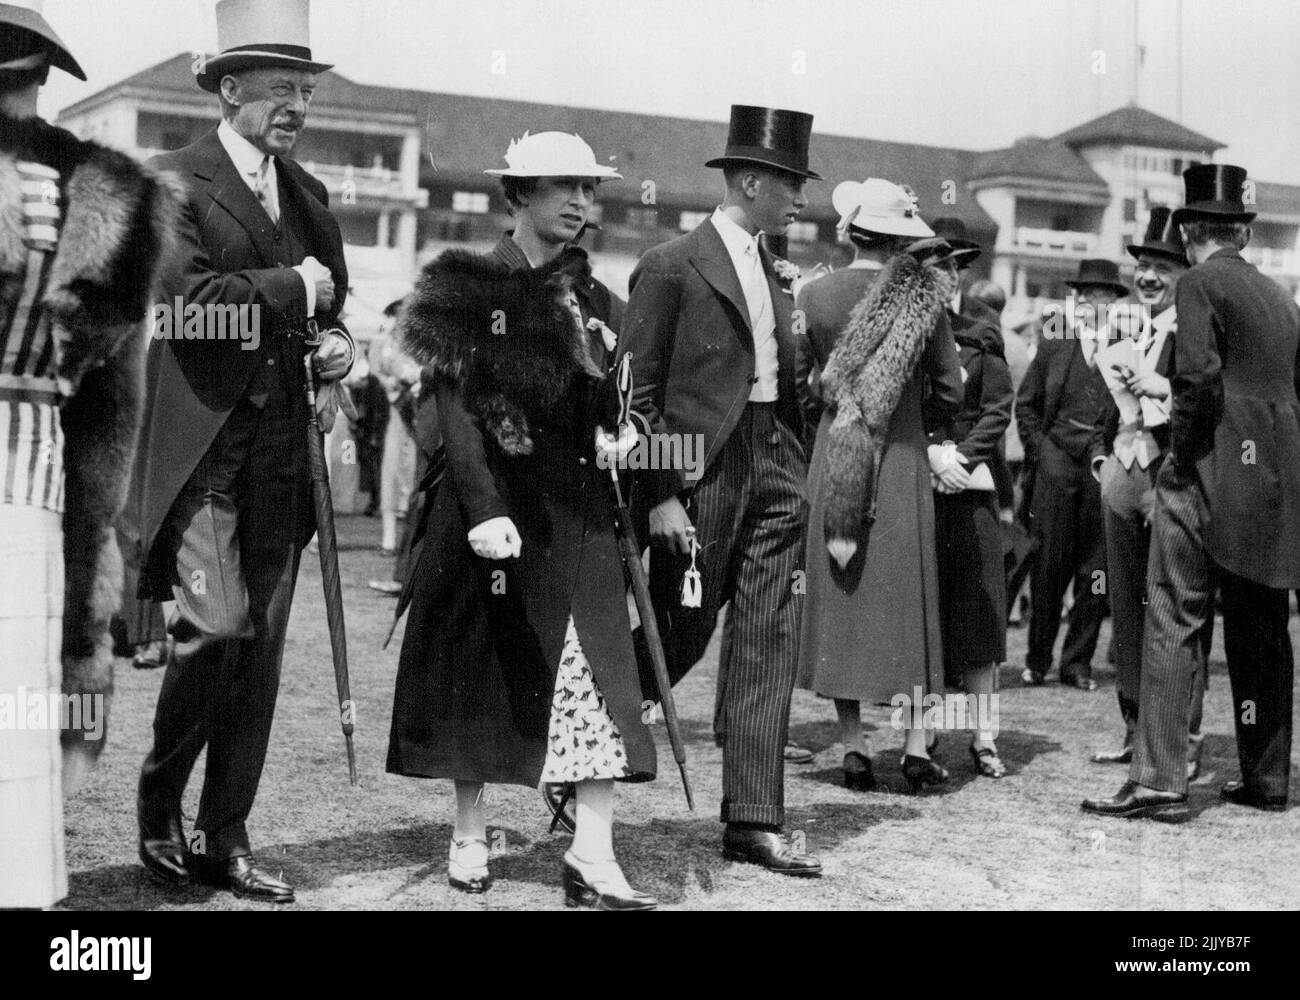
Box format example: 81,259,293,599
795,179,964,794
386,132,659,909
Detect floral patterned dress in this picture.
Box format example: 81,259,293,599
539,616,631,782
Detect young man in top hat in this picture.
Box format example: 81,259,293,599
1086,207,1209,778
125,0,354,902
1015,258,1127,691
0,0,178,909
1084,164,1300,820
616,105,821,875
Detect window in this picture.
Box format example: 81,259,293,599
451,191,489,214
787,221,818,244
679,210,709,232
626,207,659,229
1122,198,1137,223
1051,213,1072,232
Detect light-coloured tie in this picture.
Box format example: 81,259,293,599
253,156,278,224
745,242,768,329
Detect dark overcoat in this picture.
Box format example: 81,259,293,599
796,265,963,703
1169,247,1300,588
386,245,656,786
614,219,804,512
124,129,350,597
931,308,1014,675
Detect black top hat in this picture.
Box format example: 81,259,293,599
1066,258,1129,297
0,3,85,81
1171,163,1256,225
706,105,821,180
1127,206,1188,265
928,216,982,267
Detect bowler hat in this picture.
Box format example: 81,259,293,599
928,216,982,267
1171,163,1256,225
1065,258,1129,297
196,0,332,94
1126,206,1188,265
0,2,85,81
706,105,821,180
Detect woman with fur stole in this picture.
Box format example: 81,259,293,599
795,179,963,795
0,8,177,907
386,133,658,910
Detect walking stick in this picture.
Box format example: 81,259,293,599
607,354,694,811
303,321,358,786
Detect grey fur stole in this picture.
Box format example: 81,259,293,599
819,253,952,561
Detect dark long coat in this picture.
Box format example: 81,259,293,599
1168,248,1300,589
124,129,351,597
386,244,656,787
796,266,963,703
931,307,1014,676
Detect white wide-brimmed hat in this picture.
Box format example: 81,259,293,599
484,132,622,179
196,0,333,93
833,178,933,238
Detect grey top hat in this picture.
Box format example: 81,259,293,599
196,0,333,94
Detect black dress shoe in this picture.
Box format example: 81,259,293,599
562,859,657,910
1080,780,1189,822
722,827,822,876
196,856,295,903
1090,745,1133,765
1060,672,1098,692
1020,667,1047,687
843,751,876,791
901,754,949,793
1220,781,1287,812
138,801,189,885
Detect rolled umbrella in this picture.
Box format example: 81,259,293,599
302,328,358,785
607,354,694,810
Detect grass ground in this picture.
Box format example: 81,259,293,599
60,514,1300,910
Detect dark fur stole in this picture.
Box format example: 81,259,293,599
819,252,953,559
398,245,601,456
1,114,182,754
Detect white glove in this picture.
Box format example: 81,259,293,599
468,516,521,560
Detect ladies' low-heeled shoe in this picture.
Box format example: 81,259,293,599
448,836,491,893
902,754,949,794
562,857,658,911
843,751,876,791
969,744,1006,779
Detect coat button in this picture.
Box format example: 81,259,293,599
578,457,588,465
267,358,275,366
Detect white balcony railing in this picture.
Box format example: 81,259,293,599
1011,227,1097,256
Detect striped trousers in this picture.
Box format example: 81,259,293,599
644,403,806,827
1100,454,1209,753
1131,464,1294,797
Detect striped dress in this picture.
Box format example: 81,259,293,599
1,157,65,511
0,155,68,909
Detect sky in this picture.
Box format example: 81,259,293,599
33,0,1300,186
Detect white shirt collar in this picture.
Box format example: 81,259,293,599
1152,305,1177,334
218,119,272,179
711,207,761,259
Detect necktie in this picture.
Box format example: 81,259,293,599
253,157,278,224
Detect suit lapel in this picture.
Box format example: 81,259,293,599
690,219,753,339
191,130,277,266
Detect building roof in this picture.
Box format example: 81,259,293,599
967,136,1107,189
1054,104,1224,153
57,54,996,233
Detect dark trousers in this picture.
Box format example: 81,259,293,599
1025,437,1108,679
642,403,806,827
139,389,305,861
1132,465,1294,797
1100,454,1208,752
